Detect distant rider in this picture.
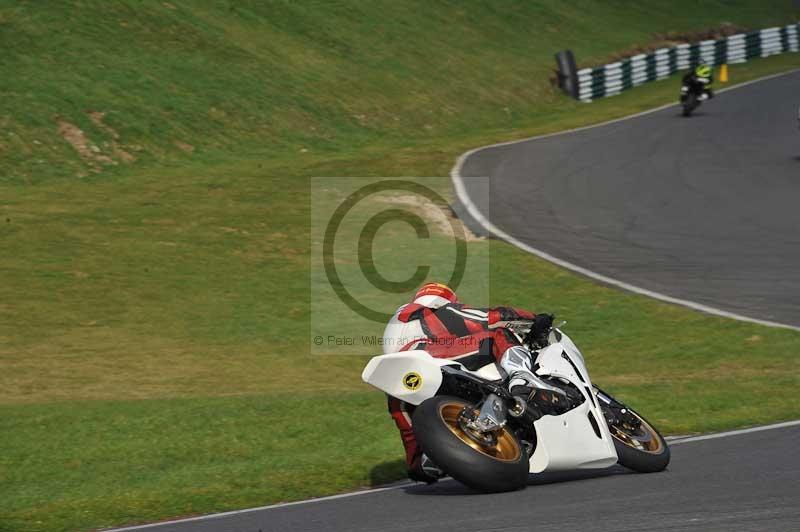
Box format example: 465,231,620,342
681,64,714,102
382,282,554,483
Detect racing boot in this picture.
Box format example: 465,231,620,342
408,453,443,484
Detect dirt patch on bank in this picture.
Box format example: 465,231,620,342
56,110,140,174
56,118,115,172
87,111,136,163
380,194,483,242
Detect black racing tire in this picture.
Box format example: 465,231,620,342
412,395,529,492
610,407,670,473
682,94,697,117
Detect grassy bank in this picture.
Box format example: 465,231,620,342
2,1,797,183
1,1,800,531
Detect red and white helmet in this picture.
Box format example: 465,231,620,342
412,282,457,309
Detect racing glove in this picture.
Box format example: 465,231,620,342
525,313,554,349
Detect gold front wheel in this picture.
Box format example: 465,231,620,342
596,387,670,473
608,409,665,454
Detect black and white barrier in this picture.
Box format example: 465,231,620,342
561,23,799,102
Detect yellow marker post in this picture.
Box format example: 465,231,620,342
720,64,729,83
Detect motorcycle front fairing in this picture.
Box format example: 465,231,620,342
528,333,618,472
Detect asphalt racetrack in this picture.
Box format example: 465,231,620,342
114,424,800,532
457,70,800,328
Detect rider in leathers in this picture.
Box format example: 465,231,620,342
383,282,554,483
681,64,714,103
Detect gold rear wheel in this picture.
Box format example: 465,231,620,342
438,401,521,462
413,395,529,492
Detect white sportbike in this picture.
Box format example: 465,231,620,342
362,323,670,492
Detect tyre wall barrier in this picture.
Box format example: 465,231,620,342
558,23,799,102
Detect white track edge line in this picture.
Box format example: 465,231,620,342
105,419,800,531
103,482,414,531
668,419,800,445
450,68,800,332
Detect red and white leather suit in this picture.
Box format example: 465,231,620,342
382,283,537,480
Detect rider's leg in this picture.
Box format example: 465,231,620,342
387,395,417,466
496,333,568,403
387,395,440,483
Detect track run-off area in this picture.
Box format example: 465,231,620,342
454,70,800,330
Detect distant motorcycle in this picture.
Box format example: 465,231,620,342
680,65,713,117
362,322,670,492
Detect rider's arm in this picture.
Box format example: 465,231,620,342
486,307,535,329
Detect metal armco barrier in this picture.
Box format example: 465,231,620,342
560,23,799,102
